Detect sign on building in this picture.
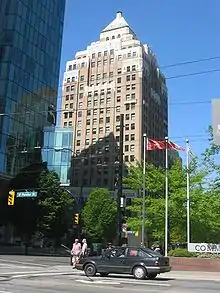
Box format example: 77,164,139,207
212,99,220,146
188,243,220,253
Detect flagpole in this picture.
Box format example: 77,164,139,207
142,133,147,245
165,136,169,257
186,139,190,249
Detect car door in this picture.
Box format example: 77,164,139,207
125,248,145,272
107,248,130,274
97,248,127,274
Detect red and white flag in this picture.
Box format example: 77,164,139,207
147,139,185,151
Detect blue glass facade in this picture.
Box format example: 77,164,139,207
0,0,66,176
42,126,73,185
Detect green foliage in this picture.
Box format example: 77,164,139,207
168,249,220,258
37,170,75,244
124,131,220,246
168,248,197,257
82,188,117,243
197,253,220,259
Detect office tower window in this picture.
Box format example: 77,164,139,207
131,134,135,141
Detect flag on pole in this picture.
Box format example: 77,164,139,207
188,146,195,159
145,138,184,257
185,139,194,249
146,139,185,151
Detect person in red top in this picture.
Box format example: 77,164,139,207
71,239,81,268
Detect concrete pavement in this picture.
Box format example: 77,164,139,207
1,273,220,293
0,255,220,292
1,255,220,281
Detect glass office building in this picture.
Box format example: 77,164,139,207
0,0,66,179
42,126,73,186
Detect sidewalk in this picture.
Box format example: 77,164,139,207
163,270,220,281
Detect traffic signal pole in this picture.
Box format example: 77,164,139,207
117,114,124,246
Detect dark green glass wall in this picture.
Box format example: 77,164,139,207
0,0,65,175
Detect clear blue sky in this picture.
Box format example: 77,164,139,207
58,0,220,159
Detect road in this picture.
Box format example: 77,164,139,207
0,255,220,292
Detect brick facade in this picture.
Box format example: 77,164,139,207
170,257,220,272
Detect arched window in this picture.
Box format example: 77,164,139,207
117,34,121,38
112,36,115,39
106,37,109,41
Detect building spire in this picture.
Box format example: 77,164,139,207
102,11,130,32
116,11,123,18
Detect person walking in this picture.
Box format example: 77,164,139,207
71,238,81,268
81,238,88,257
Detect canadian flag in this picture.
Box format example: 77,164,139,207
147,139,185,151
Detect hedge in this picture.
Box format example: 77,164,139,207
168,248,220,258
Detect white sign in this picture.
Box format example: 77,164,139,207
188,243,220,253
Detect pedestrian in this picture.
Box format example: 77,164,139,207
81,238,88,257
71,238,81,268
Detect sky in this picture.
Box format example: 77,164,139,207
58,0,220,160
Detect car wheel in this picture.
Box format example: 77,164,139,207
84,263,97,277
100,272,109,277
133,266,146,280
148,273,157,280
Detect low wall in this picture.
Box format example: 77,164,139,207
170,257,220,272
0,246,69,256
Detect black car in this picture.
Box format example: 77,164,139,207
75,246,171,280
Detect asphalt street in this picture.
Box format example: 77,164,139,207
0,255,220,293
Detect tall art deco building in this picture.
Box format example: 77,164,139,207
61,12,168,191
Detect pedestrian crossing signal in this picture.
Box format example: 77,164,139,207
8,190,15,206
74,213,79,225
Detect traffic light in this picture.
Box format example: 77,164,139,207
74,213,79,225
8,190,15,206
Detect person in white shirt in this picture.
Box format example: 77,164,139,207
71,239,81,268
81,239,88,257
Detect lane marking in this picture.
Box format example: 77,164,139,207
0,258,49,267
0,269,72,276
0,264,29,269
7,271,74,280
75,278,170,287
0,291,11,293
76,279,121,285
119,280,170,287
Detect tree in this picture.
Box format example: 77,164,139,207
37,170,75,245
123,158,211,245
82,188,117,243
123,162,166,243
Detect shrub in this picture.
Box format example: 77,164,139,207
168,248,197,257
197,253,220,259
